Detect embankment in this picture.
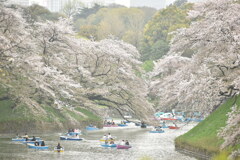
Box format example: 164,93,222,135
175,95,240,160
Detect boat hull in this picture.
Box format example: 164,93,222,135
85,126,99,131
101,144,117,148
54,147,64,152
149,130,164,133
168,126,180,129
117,124,127,127
60,136,83,141
117,145,131,149
27,144,48,150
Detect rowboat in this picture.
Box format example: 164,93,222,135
99,138,116,142
85,126,99,131
149,130,164,133
117,124,127,127
22,140,43,144
168,126,180,129
54,147,64,152
161,118,178,120
117,144,131,149
12,137,41,141
27,144,49,150
60,136,84,141
100,144,117,148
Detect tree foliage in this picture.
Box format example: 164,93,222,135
141,3,192,61
75,7,156,49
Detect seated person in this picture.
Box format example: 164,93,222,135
102,135,107,140
125,140,129,145
120,140,125,145
56,143,62,149
107,133,112,139
34,141,39,146
105,140,108,144
41,141,45,146
109,138,114,144
31,136,36,141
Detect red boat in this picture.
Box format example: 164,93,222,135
168,126,180,129
117,144,132,149
161,118,177,120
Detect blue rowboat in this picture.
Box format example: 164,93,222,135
12,138,26,141
85,126,99,131
149,130,165,133
117,124,127,127
100,144,117,148
22,140,43,144
12,137,41,141
67,132,82,136
27,144,49,150
60,136,84,141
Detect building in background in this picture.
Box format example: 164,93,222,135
129,0,166,9
8,0,202,12
8,0,30,6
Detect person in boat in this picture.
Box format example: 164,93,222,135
34,141,40,146
89,123,93,127
105,140,108,144
16,133,19,138
75,134,79,139
125,140,129,145
107,133,112,139
56,143,62,149
162,121,166,127
41,140,45,146
109,138,114,144
102,135,107,140
173,122,178,127
31,136,36,141
23,133,29,141
120,140,125,145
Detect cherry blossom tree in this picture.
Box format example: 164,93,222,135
149,0,240,156
150,0,240,112
0,3,155,123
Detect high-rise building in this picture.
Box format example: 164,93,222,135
129,0,166,9
8,0,30,6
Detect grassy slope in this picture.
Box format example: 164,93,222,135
0,85,101,132
175,95,240,155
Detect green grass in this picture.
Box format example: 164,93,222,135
142,60,154,72
175,95,240,153
75,107,101,121
41,105,67,122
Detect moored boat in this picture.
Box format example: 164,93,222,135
168,126,180,129
149,130,165,133
60,136,84,141
100,144,117,148
85,126,99,131
116,144,131,149
117,124,128,127
27,144,49,150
